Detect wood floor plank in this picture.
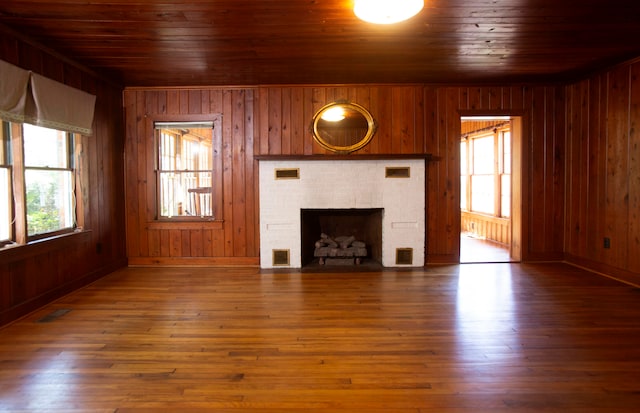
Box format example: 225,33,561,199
0,263,639,411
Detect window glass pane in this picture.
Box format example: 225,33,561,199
23,124,68,168
503,131,511,174
460,175,467,211
501,174,511,218
460,141,468,210
156,124,214,219
25,169,74,236
460,141,467,175
159,171,213,218
473,135,494,174
159,131,176,170
0,126,5,164
471,175,494,214
0,126,9,241
0,167,10,240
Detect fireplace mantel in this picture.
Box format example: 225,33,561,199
255,154,432,161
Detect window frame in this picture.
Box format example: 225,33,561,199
460,123,511,219
152,115,223,222
1,121,82,246
0,123,13,245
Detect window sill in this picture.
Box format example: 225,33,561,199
147,220,224,230
0,229,92,264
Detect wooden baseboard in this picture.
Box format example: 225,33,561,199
128,256,260,267
522,251,564,262
564,254,640,287
426,253,458,264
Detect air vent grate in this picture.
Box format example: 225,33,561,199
275,168,300,179
385,167,410,178
395,248,413,265
272,249,290,266
36,308,72,323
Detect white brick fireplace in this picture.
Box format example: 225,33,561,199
257,156,426,268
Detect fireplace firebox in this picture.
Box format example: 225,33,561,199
301,208,383,266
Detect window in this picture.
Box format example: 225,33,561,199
460,140,467,211
155,121,216,219
500,131,511,218
471,134,495,214
0,124,11,242
1,122,78,245
461,124,511,218
23,124,75,236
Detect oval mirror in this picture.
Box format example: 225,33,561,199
312,101,377,153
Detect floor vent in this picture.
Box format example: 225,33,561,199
272,249,290,266
395,248,413,265
36,308,72,323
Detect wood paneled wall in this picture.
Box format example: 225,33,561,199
564,58,640,284
125,84,566,265
0,28,127,326
123,89,259,265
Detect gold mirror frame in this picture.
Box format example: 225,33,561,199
311,101,377,154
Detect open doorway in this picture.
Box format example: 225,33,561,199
460,116,522,263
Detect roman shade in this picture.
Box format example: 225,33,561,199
27,73,96,135
0,59,96,135
0,59,30,123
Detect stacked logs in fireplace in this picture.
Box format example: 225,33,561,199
313,233,367,265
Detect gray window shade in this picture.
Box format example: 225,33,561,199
26,73,96,135
0,59,30,123
0,59,97,135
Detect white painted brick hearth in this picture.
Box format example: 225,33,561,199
258,158,425,268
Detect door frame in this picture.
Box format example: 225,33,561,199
458,113,523,262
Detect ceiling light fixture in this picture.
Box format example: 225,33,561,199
354,0,424,24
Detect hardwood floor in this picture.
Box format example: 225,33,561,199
1,263,640,412
460,233,512,263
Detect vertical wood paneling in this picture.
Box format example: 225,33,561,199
587,75,605,262
606,66,630,267
290,88,305,155
190,230,203,257
280,88,291,155
444,87,462,257
245,89,258,257
268,89,282,155
426,87,446,258
630,65,640,273
566,82,583,255
232,90,247,257
550,86,566,254
222,90,234,257
0,30,127,326
529,87,547,254
136,91,149,257
124,82,571,266
124,92,139,258
160,229,170,257
303,88,315,155
564,59,640,282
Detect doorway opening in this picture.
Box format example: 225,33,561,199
460,116,522,263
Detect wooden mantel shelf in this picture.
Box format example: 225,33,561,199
254,154,433,161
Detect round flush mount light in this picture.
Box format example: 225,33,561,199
354,0,424,24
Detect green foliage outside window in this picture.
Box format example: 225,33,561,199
26,180,61,235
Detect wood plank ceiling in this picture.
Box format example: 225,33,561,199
1,0,640,87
